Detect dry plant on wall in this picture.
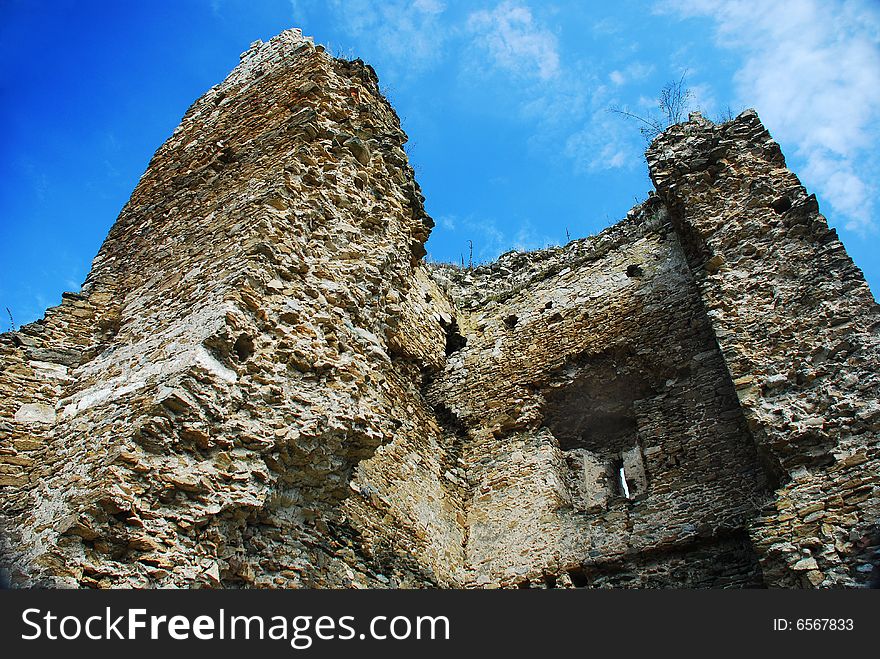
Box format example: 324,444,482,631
609,71,693,142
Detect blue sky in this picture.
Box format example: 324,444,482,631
2,0,878,327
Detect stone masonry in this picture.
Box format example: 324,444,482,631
1,29,877,588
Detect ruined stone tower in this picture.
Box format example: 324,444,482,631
1,29,877,588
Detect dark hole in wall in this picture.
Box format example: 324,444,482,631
433,403,466,433
438,317,466,355
543,574,557,589
112,510,132,521
233,334,255,362
559,414,639,453
517,580,531,589
541,357,652,454
626,264,644,277
503,314,519,329
770,196,792,214
754,443,786,491
568,567,589,588
431,403,470,462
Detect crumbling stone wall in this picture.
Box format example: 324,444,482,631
1,29,461,588
647,112,880,587
1,30,877,589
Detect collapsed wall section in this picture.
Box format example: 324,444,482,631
428,199,771,588
647,111,880,587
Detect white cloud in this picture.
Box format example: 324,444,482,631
658,0,880,234
466,2,560,80
437,215,457,231
565,109,642,173
512,218,560,251
459,5,645,173
515,59,651,175
592,17,621,36
288,0,309,23
518,65,594,128
609,62,655,87
302,1,642,175
314,0,448,73
686,81,717,117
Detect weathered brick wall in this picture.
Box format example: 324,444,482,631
647,110,880,587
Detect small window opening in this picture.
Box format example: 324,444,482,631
610,457,631,499
618,464,631,499
503,314,519,329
